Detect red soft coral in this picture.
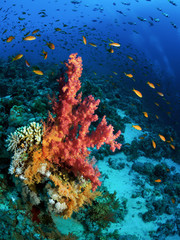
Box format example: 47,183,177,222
43,53,121,191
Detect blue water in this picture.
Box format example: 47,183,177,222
1,0,180,136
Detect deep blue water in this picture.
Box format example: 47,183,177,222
1,0,180,135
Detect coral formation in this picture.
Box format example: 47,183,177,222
7,53,121,219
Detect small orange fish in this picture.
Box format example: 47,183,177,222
159,134,166,142
147,81,155,89
127,56,133,60
154,102,159,107
89,42,97,47
25,60,30,67
33,70,43,75
24,36,36,41
132,125,142,130
170,137,174,142
113,72,118,75
170,144,175,150
133,88,142,98
143,112,148,118
124,72,133,78
155,115,159,119
46,42,55,50
32,29,39,34
155,179,161,183
171,198,175,204
157,92,164,97
83,36,87,45
152,140,156,149
12,54,23,61
108,48,114,53
6,36,15,42
139,136,144,139
109,42,120,47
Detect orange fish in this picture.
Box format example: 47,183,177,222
24,36,36,41
170,137,174,142
6,36,15,42
25,60,30,67
46,42,55,49
155,115,159,119
32,29,39,34
108,48,114,53
133,88,142,98
171,198,175,204
170,144,175,150
159,134,166,142
12,54,23,61
157,92,164,97
155,179,161,183
152,140,156,149
124,72,133,78
127,56,133,60
132,125,142,130
147,81,155,89
143,112,148,118
155,102,159,107
89,42,97,47
109,42,120,47
139,136,144,139
83,36,87,45
33,70,43,75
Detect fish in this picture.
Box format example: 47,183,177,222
32,29,39,34
124,72,133,78
6,36,15,42
147,81,155,88
132,125,142,130
12,54,23,61
83,36,87,45
159,134,166,141
109,42,120,47
154,102,159,107
155,115,159,119
24,36,36,41
33,70,43,75
89,42,97,47
42,50,48,60
25,60,30,67
46,42,55,49
108,48,114,53
152,140,156,149
143,112,148,118
157,92,164,97
155,179,161,183
55,27,61,31
170,144,175,150
132,88,142,98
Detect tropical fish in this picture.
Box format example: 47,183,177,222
25,60,30,67
24,36,36,41
83,36,87,45
89,42,97,47
147,81,155,88
159,134,166,141
132,125,142,130
32,29,39,34
133,88,142,98
12,54,23,61
6,36,15,42
155,179,161,183
143,112,148,118
46,42,55,49
109,42,120,47
124,72,133,78
107,48,114,53
157,92,164,97
152,140,156,149
170,144,175,150
33,70,43,75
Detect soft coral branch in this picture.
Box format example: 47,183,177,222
43,53,121,191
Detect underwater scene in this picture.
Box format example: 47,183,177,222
0,0,180,239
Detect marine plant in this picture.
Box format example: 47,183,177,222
7,53,121,219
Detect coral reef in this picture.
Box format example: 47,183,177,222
7,53,121,219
